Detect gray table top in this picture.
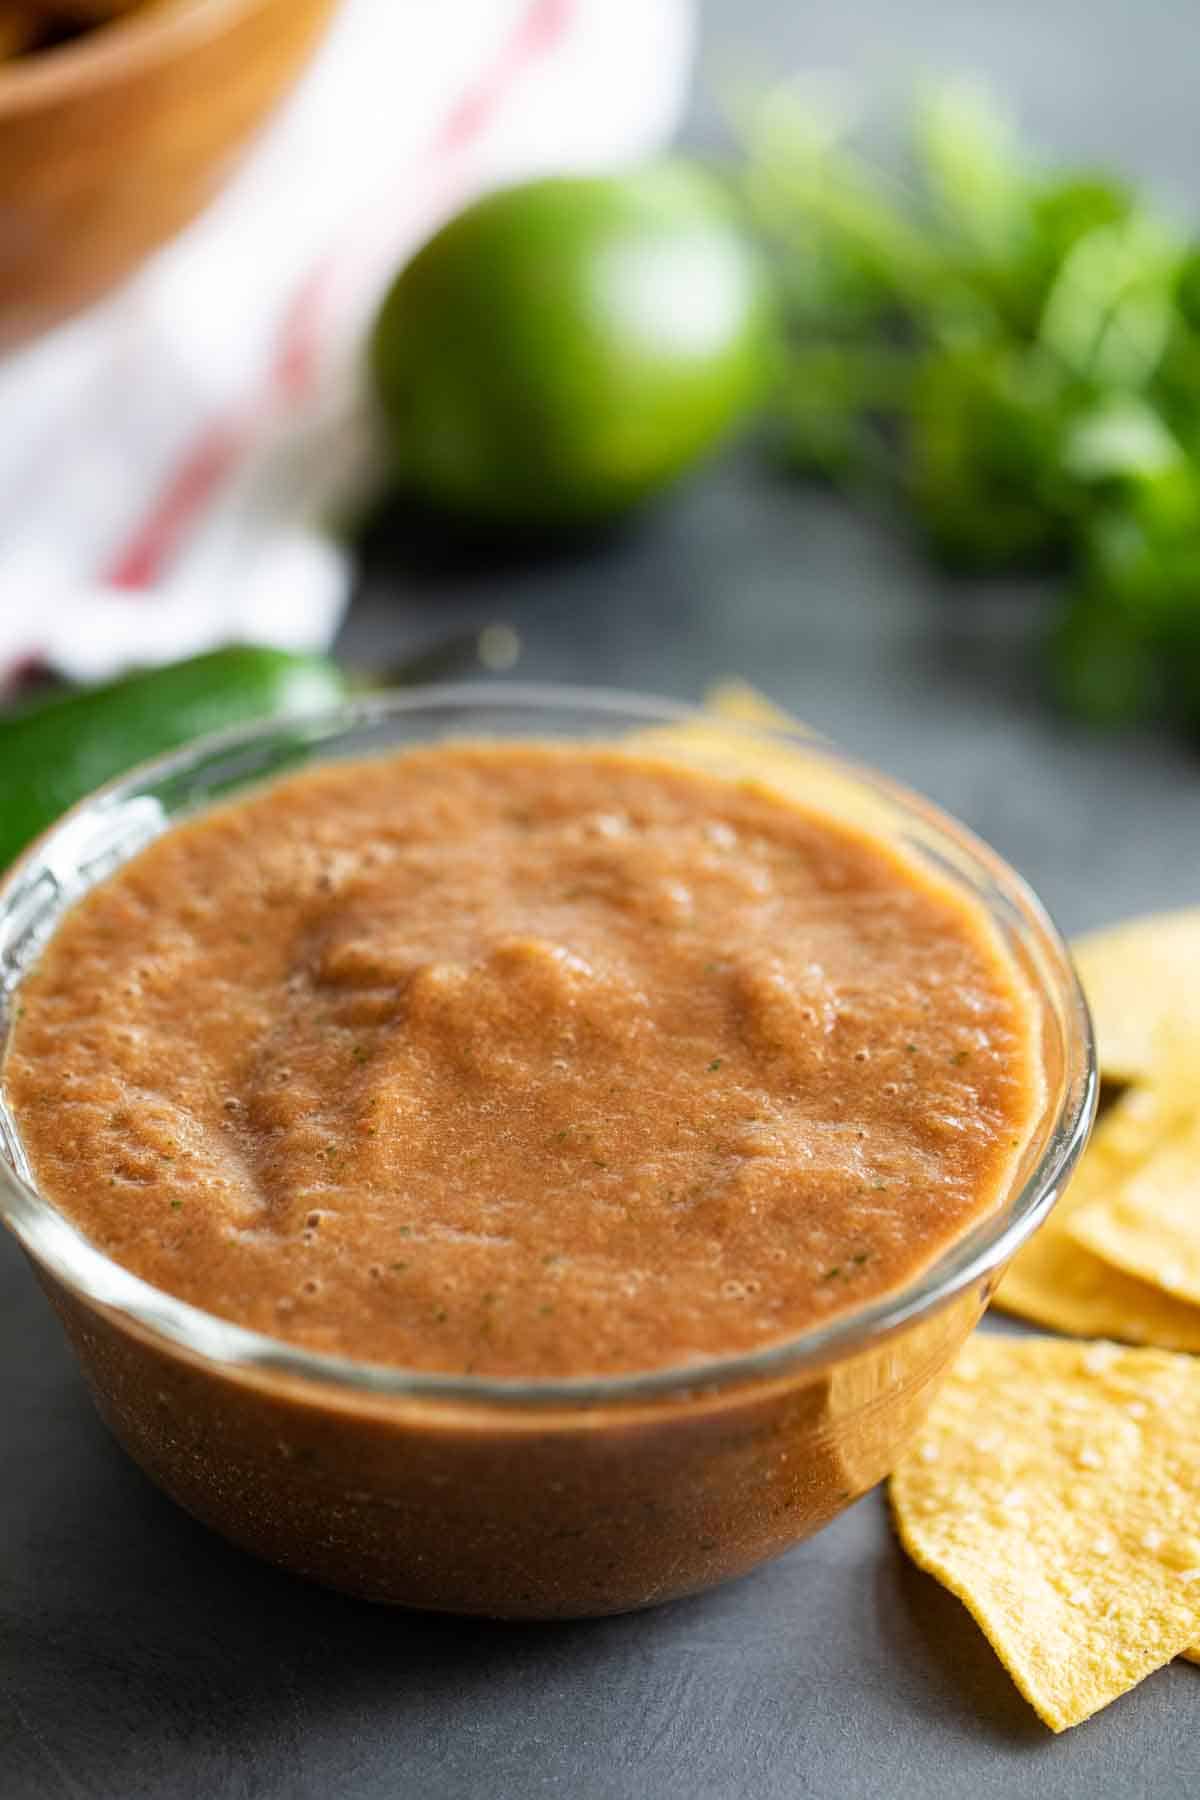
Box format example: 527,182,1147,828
5,2,1200,1794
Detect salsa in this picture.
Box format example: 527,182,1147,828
5,742,1040,1377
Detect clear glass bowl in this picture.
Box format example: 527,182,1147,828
0,685,1095,1617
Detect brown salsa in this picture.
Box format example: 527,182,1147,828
6,744,1039,1377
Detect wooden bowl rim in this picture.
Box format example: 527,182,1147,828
0,0,326,114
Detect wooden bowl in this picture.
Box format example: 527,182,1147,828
0,0,341,351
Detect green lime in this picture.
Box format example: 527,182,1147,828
369,164,774,528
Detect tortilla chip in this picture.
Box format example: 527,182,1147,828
632,685,897,842
891,1334,1200,1730
994,1077,1200,1350
1068,1114,1200,1308
1072,908,1200,1085
996,1229,1200,1354
704,682,801,730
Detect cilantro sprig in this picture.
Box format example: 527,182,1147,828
741,76,1200,730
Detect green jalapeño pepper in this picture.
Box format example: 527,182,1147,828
0,646,348,872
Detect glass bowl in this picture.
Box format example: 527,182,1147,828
0,685,1095,1618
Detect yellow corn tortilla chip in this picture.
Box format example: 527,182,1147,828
891,1334,1200,1730
1072,908,1200,1085
996,1227,1200,1354
1068,1114,1200,1308
994,1075,1200,1350
704,681,802,730
632,684,897,842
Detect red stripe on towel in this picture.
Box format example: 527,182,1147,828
104,0,574,592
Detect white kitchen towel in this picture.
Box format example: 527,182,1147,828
0,0,694,687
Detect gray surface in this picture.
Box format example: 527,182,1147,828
5,1,1200,1795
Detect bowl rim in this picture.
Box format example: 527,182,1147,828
0,681,1097,1410
0,0,314,113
